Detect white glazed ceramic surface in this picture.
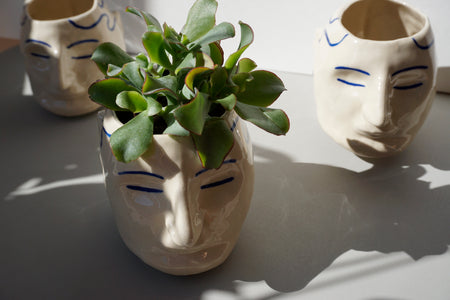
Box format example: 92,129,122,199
314,0,436,158
99,110,254,275
20,0,125,116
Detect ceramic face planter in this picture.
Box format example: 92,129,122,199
99,110,254,275
20,0,125,116
314,0,436,157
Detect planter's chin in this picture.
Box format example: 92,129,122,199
98,110,254,275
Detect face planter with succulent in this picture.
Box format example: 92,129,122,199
88,0,289,275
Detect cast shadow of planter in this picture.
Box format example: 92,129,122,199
223,143,450,293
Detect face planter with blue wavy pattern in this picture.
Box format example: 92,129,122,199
20,0,125,116
314,0,437,158
98,110,255,275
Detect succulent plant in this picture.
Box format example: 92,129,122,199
88,0,289,169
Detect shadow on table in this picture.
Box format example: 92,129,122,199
1,45,449,299
228,142,450,293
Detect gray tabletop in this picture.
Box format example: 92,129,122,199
1,46,449,299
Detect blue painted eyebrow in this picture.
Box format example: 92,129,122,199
335,66,370,76
126,185,163,193
119,171,165,180
324,29,348,47
392,65,428,77
201,177,234,190
25,39,51,48
67,39,99,49
329,17,340,24
195,159,237,177
412,38,434,50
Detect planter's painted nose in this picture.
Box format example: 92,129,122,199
164,174,203,248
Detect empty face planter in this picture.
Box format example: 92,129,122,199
99,110,254,275
20,0,125,116
314,0,436,157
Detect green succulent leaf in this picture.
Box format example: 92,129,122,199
126,7,162,33
238,58,257,73
210,66,228,96
196,52,215,69
122,61,145,89
163,114,190,136
91,42,134,75
192,117,234,169
185,67,211,91
135,53,149,69
175,52,196,74
116,91,148,113
235,101,289,135
235,70,286,107
89,78,137,111
142,31,172,70
173,91,209,135
232,72,253,90
144,96,163,116
206,42,224,66
214,94,236,111
142,75,178,99
110,111,154,163
182,0,217,42
188,22,235,50
224,22,254,70
106,64,123,77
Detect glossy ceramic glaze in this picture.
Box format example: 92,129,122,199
20,0,125,116
98,110,254,275
314,0,436,157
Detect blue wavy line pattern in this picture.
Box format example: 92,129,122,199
325,30,348,47
412,38,434,50
68,13,116,31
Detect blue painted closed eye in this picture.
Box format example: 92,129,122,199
392,65,428,90
201,177,234,190
337,78,366,87
335,66,370,87
126,185,163,193
25,39,52,59
393,83,423,90
67,39,99,59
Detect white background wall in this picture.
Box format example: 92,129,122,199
1,0,449,74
